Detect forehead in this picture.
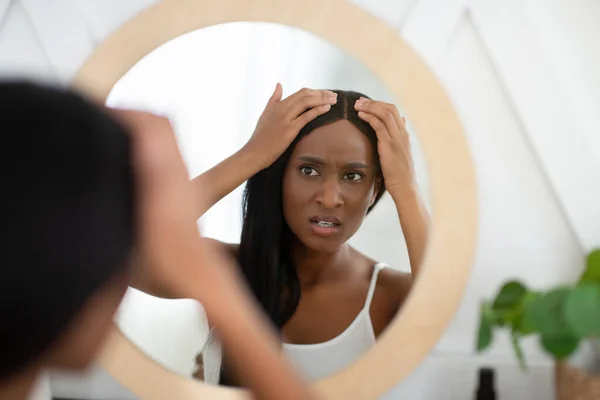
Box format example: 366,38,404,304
291,120,374,162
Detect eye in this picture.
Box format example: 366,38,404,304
343,172,363,181
299,166,319,176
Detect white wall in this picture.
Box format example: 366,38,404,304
2,0,598,399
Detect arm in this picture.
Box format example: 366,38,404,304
192,148,262,219
354,97,430,277
388,184,429,276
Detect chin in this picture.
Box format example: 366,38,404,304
299,235,345,253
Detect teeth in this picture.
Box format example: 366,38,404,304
315,221,336,228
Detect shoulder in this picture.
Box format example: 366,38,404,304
367,263,413,335
374,264,413,308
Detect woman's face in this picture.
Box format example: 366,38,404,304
283,120,380,253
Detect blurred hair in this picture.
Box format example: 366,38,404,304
0,81,136,378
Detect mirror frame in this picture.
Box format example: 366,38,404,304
71,0,477,398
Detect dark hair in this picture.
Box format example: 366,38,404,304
220,90,385,385
0,81,136,379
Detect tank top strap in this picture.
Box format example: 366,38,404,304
363,262,387,310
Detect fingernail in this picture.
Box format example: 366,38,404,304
326,90,337,96
355,99,365,108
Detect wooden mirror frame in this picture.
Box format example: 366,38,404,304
72,0,477,398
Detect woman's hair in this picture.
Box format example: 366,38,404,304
219,90,385,385
0,81,135,379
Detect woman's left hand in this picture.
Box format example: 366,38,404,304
354,97,416,193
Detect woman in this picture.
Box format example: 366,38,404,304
0,81,317,400
190,84,430,385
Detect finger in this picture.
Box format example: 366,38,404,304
355,99,401,136
377,100,405,131
265,82,283,109
292,104,331,128
283,87,335,108
362,98,403,129
281,87,316,104
357,111,390,141
287,92,337,119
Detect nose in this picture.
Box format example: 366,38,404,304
315,177,343,209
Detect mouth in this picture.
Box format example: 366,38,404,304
311,220,339,228
309,216,342,237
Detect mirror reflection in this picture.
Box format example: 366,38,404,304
106,21,431,387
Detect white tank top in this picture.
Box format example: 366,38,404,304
197,262,387,384
281,262,386,381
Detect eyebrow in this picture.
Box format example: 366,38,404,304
297,156,369,169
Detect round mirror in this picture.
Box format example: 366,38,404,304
73,0,477,398
106,21,432,384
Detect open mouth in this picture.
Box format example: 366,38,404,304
311,220,340,228
309,216,342,236
309,217,342,238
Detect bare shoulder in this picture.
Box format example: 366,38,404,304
352,248,413,302
376,266,413,305
352,248,413,307
368,263,413,336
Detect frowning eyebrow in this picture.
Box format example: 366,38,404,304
297,156,369,169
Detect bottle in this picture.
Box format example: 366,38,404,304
475,367,496,400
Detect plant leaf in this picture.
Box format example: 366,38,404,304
525,287,571,339
564,282,600,338
492,280,528,310
492,280,528,329
581,249,600,285
519,291,541,335
511,330,527,371
476,302,494,352
540,335,579,359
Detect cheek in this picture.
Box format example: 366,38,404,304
344,181,376,211
282,169,309,210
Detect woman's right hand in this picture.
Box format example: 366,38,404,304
243,84,337,170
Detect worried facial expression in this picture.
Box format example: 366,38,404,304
282,120,381,253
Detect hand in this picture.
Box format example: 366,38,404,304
110,109,209,298
113,111,250,301
243,84,337,170
354,98,416,192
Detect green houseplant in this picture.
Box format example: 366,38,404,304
476,249,600,369
476,249,600,399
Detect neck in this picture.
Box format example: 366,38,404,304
291,241,352,286
0,367,41,400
